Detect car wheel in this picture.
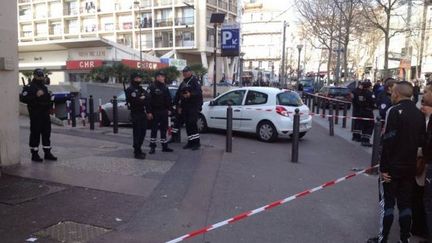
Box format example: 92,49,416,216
101,110,111,126
197,114,208,133
256,121,278,142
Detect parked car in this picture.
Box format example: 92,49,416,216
198,87,313,142
100,86,178,126
299,79,315,93
317,86,352,109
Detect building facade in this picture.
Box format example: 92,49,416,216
0,1,20,167
17,0,238,84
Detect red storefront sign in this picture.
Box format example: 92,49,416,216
66,60,103,70
121,59,168,70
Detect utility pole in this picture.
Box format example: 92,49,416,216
419,0,429,79
280,21,288,88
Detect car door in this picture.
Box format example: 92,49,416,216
116,92,130,123
207,90,245,130
240,90,269,132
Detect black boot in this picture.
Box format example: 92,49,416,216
162,143,173,152
149,146,156,154
190,139,201,151
134,152,146,160
43,148,58,161
183,142,193,149
168,134,180,144
31,150,43,163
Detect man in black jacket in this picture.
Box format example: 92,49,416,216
175,66,203,150
422,82,432,242
368,81,426,243
20,69,57,162
358,81,375,147
351,82,363,142
147,71,173,154
125,72,150,159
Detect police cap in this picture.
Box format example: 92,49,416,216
130,71,142,81
33,68,45,78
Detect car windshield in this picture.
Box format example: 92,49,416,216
299,80,313,87
329,88,350,96
117,92,126,101
277,91,303,107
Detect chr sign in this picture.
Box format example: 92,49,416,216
221,26,240,57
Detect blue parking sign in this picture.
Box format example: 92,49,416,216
221,27,240,57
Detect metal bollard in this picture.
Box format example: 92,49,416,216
329,103,334,136
89,95,95,130
112,96,118,134
335,102,339,125
226,105,233,153
315,97,319,114
342,103,347,128
291,108,300,163
370,117,382,174
321,99,326,118
71,96,77,128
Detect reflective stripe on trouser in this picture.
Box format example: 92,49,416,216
30,147,39,151
378,178,413,242
150,110,168,147
188,134,200,141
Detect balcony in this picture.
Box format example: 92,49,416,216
137,18,153,28
218,0,228,10
177,40,194,47
154,0,173,7
20,31,33,38
175,17,194,26
207,0,217,6
155,18,173,27
135,40,153,49
18,0,31,4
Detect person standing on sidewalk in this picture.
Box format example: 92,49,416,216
20,68,57,162
147,71,174,154
376,78,396,125
358,81,375,147
176,66,203,150
125,72,150,160
351,81,363,142
368,81,426,243
421,82,432,243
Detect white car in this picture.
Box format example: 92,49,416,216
197,87,313,142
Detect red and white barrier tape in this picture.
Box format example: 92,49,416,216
305,93,351,104
166,165,379,243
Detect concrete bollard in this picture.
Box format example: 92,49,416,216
291,108,300,163
112,96,118,134
226,105,233,153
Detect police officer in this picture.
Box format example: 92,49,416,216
376,78,396,124
351,81,363,142
125,72,150,159
358,80,375,147
20,68,57,162
147,71,174,154
175,66,203,150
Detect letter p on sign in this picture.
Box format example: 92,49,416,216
222,31,232,45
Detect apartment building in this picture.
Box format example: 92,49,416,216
17,0,238,83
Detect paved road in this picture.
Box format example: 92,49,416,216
3,116,417,243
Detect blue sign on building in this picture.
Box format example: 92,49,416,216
221,27,240,57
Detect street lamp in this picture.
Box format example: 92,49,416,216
210,13,225,98
134,1,143,66
296,44,303,89
239,52,245,87
280,21,289,88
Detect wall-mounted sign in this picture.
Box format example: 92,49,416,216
66,60,103,70
121,59,168,70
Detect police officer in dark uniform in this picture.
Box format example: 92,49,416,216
147,71,174,154
20,68,57,162
358,80,375,147
351,81,363,142
376,78,396,125
175,66,203,150
125,72,150,159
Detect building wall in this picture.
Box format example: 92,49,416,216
0,1,20,166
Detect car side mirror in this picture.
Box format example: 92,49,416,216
209,100,216,106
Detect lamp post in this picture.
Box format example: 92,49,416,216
296,44,303,89
280,21,288,88
210,13,226,98
134,1,143,66
239,52,245,87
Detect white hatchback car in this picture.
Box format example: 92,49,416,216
198,87,313,142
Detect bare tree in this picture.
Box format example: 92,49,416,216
360,0,403,78
297,0,339,81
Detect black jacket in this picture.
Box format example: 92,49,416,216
125,83,150,114
174,75,203,110
20,80,52,115
380,100,426,178
424,115,432,164
147,82,172,113
376,91,392,119
351,87,362,116
357,89,375,117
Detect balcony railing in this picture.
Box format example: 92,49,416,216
218,0,228,10
207,0,217,6
19,0,31,3
155,19,173,27
137,18,153,28
135,40,153,49
20,31,33,38
154,0,173,7
176,40,194,47
175,17,194,26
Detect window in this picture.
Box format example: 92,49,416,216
215,90,246,106
245,91,268,105
277,92,303,107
